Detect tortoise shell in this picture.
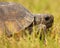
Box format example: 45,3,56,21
0,2,34,36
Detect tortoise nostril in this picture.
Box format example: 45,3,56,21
45,16,50,21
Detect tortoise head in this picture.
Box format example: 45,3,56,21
33,14,54,28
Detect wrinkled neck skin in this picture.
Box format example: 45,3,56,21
25,15,46,34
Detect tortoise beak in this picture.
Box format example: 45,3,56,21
45,14,54,28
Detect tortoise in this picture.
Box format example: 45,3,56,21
0,2,54,38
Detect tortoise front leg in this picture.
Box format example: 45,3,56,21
37,24,47,45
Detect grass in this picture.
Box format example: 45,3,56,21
0,0,60,48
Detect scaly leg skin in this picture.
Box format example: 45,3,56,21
37,24,47,45
0,21,5,37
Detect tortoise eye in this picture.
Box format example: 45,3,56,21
45,16,50,21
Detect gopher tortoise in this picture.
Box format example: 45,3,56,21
0,2,54,38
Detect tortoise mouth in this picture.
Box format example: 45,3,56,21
46,22,53,28
46,17,54,28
